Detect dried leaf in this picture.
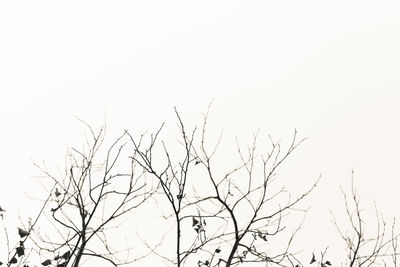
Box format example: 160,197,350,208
310,254,316,264
18,228,29,238
55,188,61,197
16,246,25,257
61,251,70,260
42,259,52,266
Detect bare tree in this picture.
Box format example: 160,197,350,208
27,123,157,267
331,171,398,267
127,107,319,267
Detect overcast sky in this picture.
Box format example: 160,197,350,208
0,1,399,265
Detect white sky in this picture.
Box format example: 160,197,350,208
0,1,400,265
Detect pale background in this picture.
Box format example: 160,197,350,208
0,0,399,266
